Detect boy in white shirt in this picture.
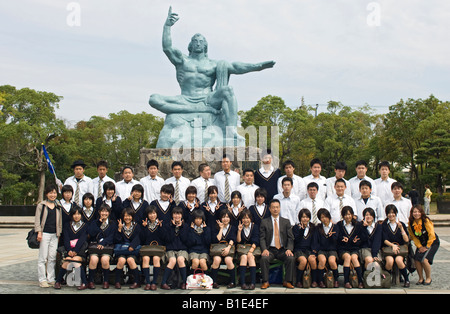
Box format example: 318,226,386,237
374,161,396,205
89,160,115,200
214,154,240,203
324,178,356,223
236,169,259,207
63,159,92,206
384,182,411,225
325,161,351,198
354,180,384,222
277,160,306,200
165,161,191,205
348,160,377,199
115,166,139,201
303,158,327,201
274,177,301,226
189,163,215,204
140,159,165,203
299,182,324,225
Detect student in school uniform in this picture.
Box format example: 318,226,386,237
277,160,307,200
179,186,201,225
115,166,140,201
63,159,92,207
236,209,260,290
325,161,351,198
201,185,227,230
95,181,123,221
303,158,327,201
259,199,296,289
336,206,365,289
315,208,339,288
348,160,377,199
87,203,117,289
254,150,281,201
122,184,148,225
140,159,165,203
140,205,165,291
89,160,115,201
160,206,190,290
81,193,97,228
274,177,301,226
189,163,215,204
381,204,410,287
236,168,259,208
354,180,384,222
248,188,271,227
165,161,191,205
150,184,176,225
35,184,63,288
214,154,241,204
60,185,78,226
360,207,383,269
114,207,142,289
227,190,246,228
374,161,396,205
210,209,238,289
54,206,89,290
299,182,325,225
384,182,412,226
186,210,211,274
292,208,318,288
324,178,356,224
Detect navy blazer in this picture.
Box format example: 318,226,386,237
88,219,117,246
292,223,317,252
237,223,260,247
186,225,211,254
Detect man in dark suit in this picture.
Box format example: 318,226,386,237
259,199,295,289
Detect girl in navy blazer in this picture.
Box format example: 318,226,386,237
186,209,211,273
361,207,382,269
141,205,165,291
122,184,148,224
54,207,89,290
95,181,123,221
179,186,202,225
292,208,318,288
87,203,117,289
150,184,176,225
247,188,270,227
236,208,259,290
201,185,227,230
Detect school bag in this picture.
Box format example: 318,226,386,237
186,269,213,289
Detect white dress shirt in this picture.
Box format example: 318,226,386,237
214,170,240,203
354,195,385,222
165,176,191,204
190,176,215,203
374,177,396,205
302,174,327,201
64,175,92,206
140,175,165,203
236,183,259,207
324,194,357,223
325,176,351,198
115,179,140,200
89,175,115,199
277,174,307,200
299,197,325,225
273,192,301,226
348,175,377,199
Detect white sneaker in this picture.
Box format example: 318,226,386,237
39,281,50,288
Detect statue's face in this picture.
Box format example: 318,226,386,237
189,34,207,54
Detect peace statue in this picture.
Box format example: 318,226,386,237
149,7,275,148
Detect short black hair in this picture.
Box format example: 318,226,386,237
359,180,372,189
378,161,390,170
335,178,347,186
310,158,322,168
355,160,368,168
171,161,183,169
146,159,159,169
334,161,347,171
96,160,109,169
307,182,319,190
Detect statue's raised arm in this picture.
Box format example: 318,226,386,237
162,6,183,66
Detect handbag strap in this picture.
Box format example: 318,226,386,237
149,241,159,246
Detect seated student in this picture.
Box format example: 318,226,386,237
210,209,238,289
87,204,117,289
354,180,384,222
201,185,227,230
186,210,211,274
259,199,296,289
60,185,78,226
81,193,97,227
236,209,260,290
299,182,325,225
140,159,165,203
150,184,176,225
114,207,142,289
336,206,364,289
236,168,259,207
292,208,318,288
315,208,339,288
381,204,410,287
384,182,412,226
227,190,246,228
179,186,201,225
361,207,382,269
324,178,356,224
141,205,165,291
54,207,89,290
274,177,301,226
122,184,148,224
160,206,190,290
247,188,271,227
95,181,123,221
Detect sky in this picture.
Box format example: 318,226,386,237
1,0,450,125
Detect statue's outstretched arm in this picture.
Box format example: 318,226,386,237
228,60,276,75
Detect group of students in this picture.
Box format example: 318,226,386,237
34,154,440,291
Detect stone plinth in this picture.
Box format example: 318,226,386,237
137,147,263,180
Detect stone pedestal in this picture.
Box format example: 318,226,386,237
137,146,264,180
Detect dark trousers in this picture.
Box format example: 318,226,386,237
260,247,295,283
